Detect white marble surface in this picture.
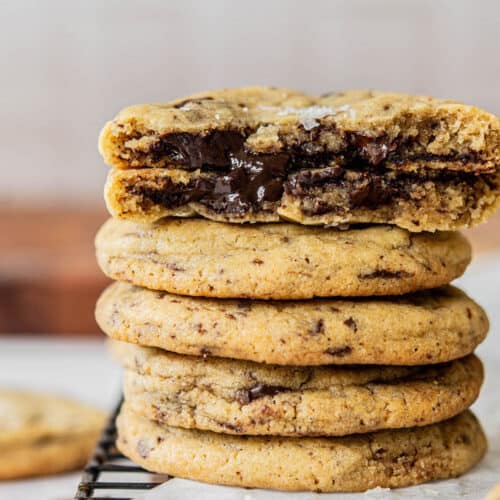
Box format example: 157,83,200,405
0,255,499,500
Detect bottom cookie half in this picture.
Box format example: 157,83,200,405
117,406,486,492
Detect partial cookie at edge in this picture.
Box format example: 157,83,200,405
0,389,105,479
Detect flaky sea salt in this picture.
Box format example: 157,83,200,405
277,106,336,130
273,103,356,130
337,103,357,119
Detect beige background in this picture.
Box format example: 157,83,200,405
0,0,499,204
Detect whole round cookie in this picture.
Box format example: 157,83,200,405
96,282,488,366
95,218,471,299
112,341,483,436
0,389,105,480
117,407,486,492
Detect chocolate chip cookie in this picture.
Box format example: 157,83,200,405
112,341,483,437
95,219,471,299
0,389,105,480
96,282,487,366
100,87,500,231
116,406,486,492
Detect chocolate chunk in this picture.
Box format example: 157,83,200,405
216,421,243,433
172,97,215,109
343,317,357,332
325,346,353,357
194,323,207,335
286,166,344,195
458,433,472,445
167,263,185,272
236,384,289,404
358,270,414,280
345,172,398,207
150,131,246,168
236,301,252,311
127,176,214,210
309,319,325,335
350,134,398,166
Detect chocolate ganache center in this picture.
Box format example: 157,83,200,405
133,130,486,216
148,130,404,171
148,131,295,213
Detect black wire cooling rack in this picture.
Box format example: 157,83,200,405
75,399,170,499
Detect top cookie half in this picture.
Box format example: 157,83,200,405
99,87,500,231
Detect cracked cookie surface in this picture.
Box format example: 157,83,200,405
112,341,483,436
95,219,471,299
117,407,486,492
0,389,105,479
96,282,488,366
99,87,500,231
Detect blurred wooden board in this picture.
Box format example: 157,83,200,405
0,206,498,335
0,206,109,334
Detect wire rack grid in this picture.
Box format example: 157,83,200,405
75,400,169,500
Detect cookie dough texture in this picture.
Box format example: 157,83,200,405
116,407,486,492
0,389,105,480
95,219,472,299
96,282,487,366
99,87,500,231
112,341,483,436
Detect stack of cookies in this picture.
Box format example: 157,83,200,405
95,88,500,492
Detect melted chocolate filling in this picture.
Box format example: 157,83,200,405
286,167,408,214
129,165,483,216
286,167,485,216
132,130,485,216
147,130,481,171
